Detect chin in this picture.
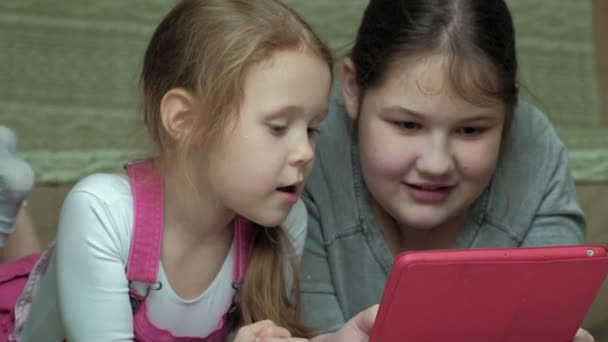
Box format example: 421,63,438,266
252,213,289,228
401,215,446,231
409,221,442,231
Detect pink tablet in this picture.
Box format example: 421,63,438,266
370,245,608,342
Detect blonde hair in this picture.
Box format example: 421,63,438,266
140,0,333,337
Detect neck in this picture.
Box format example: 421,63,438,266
372,201,466,255
162,163,235,245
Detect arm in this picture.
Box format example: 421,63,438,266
522,145,586,246
55,188,134,341
300,193,346,334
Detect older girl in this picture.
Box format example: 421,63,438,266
301,0,591,340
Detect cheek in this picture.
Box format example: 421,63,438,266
456,136,502,180
212,131,268,179
358,119,416,179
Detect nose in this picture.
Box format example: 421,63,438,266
415,135,454,177
289,136,314,166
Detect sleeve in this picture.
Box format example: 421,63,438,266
522,145,586,246
299,192,346,334
54,189,134,341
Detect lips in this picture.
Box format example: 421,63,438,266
277,185,298,194
276,183,301,204
408,184,452,191
405,182,454,203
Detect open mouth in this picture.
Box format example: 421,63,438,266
277,185,298,194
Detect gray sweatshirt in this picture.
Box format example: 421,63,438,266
300,92,585,333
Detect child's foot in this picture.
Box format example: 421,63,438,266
0,126,35,247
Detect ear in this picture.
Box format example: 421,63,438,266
342,57,362,121
160,88,197,143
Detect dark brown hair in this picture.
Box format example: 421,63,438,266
351,0,519,124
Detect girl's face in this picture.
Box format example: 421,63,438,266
343,54,505,232
207,48,331,227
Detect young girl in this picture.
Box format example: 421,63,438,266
300,0,593,340
0,0,377,341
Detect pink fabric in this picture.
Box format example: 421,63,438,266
126,160,163,284
0,159,252,341
127,160,251,341
0,253,40,341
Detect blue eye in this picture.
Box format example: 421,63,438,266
393,121,422,131
457,127,486,136
268,124,288,136
307,127,320,137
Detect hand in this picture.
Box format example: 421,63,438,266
233,320,307,342
573,328,594,342
312,304,379,342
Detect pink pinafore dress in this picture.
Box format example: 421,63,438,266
1,159,251,341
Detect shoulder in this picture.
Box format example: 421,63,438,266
62,173,134,230
316,86,353,157
498,101,568,179
64,173,134,223
306,86,357,211
57,173,134,263
306,92,351,207
304,86,367,237
495,101,567,191
504,101,565,155
281,198,307,256
484,101,571,233
69,173,131,200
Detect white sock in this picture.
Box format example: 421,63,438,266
0,126,35,247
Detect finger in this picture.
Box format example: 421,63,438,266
257,325,292,338
573,328,594,342
238,320,278,336
350,304,379,336
255,338,308,342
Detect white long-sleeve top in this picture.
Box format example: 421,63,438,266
19,174,307,341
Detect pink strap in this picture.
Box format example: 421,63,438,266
233,217,251,282
125,159,251,285
126,160,163,284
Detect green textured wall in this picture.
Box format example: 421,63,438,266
1,1,606,183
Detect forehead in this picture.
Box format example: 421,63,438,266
374,53,504,111
237,47,331,116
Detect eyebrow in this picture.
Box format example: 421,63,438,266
264,105,328,122
379,105,501,122
263,105,301,120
